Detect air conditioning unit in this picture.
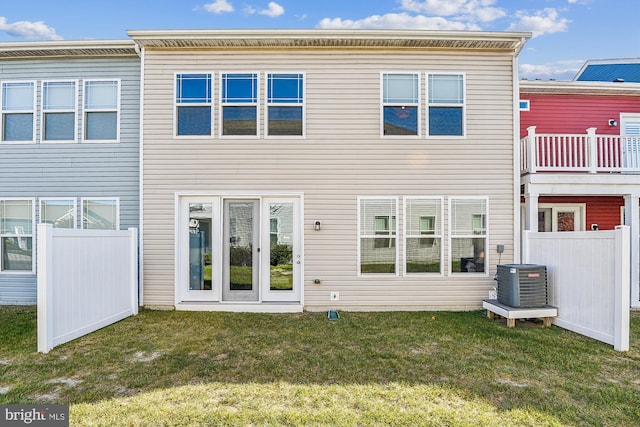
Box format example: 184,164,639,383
496,264,547,308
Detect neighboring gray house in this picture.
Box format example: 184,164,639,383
0,40,140,304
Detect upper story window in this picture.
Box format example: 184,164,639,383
176,73,212,137
84,80,119,142
382,73,419,136
519,100,530,111
221,73,258,137
42,81,77,142
1,82,35,143
427,73,464,136
0,199,34,272
267,73,304,137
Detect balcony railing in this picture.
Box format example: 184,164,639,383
521,126,640,174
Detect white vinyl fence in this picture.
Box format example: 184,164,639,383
522,226,630,351
37,224,138,353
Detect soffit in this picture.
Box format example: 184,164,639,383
128,29,530,53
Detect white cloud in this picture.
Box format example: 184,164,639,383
519,60,584,81
203,0,234,14
317,12,479,31
508,8,570,38
0,17,62,40
259,2,285,18
399,0,505,22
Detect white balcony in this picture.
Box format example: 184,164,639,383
521,126,640,175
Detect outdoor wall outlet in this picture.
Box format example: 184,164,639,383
497,244,504,254
330,291,339,301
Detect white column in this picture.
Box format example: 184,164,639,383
624,194,640,308
586,127,597,174
524,192,539,232
527,126,537,174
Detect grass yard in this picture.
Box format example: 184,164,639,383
1,307,640,426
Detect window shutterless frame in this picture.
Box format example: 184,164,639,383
426,72,466,138
0,198,36,273
39,198,77,229
357,196,399,276
266,72,305,138
83,79,121,143
174,73,213,138
380,72,420,138
1,81,36,144
41,80,78,143
219,72,259,138
448,196,488,276
403,196,444,276
80,197,120,230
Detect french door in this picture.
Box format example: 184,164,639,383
179,196,301,304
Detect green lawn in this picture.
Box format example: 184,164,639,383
1,306,640,426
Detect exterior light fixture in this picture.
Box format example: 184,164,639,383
608,119,618,127
314,220,321,231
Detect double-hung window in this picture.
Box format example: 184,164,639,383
42,81,77,142
267,73,304,136
84,80,119,142
427,73,464,136
176,73,212,136
40,198,76,229
1,82,35,143
0,199,34,272
82,198,119,230
405,197,442,274
359,197,398,275
450,197,487,274
382,73,419,136
221,73,258,136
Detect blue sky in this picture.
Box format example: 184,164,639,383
0,0,638,80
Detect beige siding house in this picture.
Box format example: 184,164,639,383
129,29,530,312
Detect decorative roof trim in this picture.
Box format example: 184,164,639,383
127,29,530,53
520,79,640,96
0,40,138,59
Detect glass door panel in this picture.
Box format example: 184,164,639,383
189,203,212,290
262,198,301,302
268,203,294,291
223,200,259,301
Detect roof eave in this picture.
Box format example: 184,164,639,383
127,29,531,53
520,79,640,96
0,39,138,59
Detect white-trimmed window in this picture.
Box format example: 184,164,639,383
267,73,304,137
1,81,35,143
359,197,398,275
382,73,419,136
221,73,258,137
519,100,530,111
42,81,77,142
84,80,119,142
175,73,212,137
40,198,76,229
450,197,487,274
0,199,34,272
427,73,464,136
82,198,119,230
404,197,443,274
